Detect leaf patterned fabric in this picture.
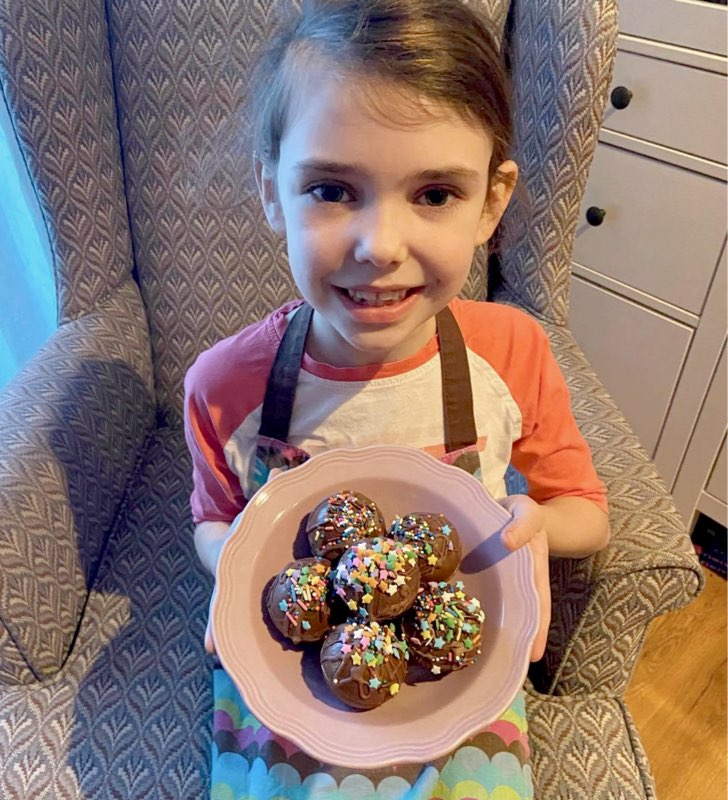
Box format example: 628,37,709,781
0,0,705,797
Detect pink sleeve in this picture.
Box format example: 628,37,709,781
453,299,608,513
509,321,608,513
182,307,293,524
184,364,248,525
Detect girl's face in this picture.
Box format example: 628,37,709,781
257,69,517,367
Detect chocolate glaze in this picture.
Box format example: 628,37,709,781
320,621,409,709
389,512,462,582
306,490,386,560
265,557,332,644
403,581,485,674
332,538,420,621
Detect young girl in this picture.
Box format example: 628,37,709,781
184,0,610,796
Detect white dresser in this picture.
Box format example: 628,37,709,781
568,0,727,531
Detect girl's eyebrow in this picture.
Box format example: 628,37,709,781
417,167,482,183
292,159,481,183
292,159,352,174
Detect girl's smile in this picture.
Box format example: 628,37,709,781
256,67,516,367
332,284,425,324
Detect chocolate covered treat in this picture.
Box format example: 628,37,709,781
266,558,332,644
403,581,485,674
306,490,387,560
320,620,409,709
332,538,420,621
388,512,461,582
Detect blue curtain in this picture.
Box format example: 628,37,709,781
0,91,56,391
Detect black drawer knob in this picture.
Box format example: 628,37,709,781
586,206,606,226
610,86,633,110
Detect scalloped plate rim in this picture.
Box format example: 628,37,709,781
213,445,538,768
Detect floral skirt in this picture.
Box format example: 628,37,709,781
211,669,533,800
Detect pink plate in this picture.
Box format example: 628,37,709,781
213,445,538,768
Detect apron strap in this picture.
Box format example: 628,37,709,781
258,302,478,451
436,305,478,451
258,303,314,443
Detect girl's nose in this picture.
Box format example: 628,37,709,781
352,203,408,268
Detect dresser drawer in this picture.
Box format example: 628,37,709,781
569,277,692,455
603,50,727,164
619,0,727,56
573,144,726,315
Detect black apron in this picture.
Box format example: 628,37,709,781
212,302,532,793
254,302,481,480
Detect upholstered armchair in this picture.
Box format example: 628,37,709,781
0,0,703,797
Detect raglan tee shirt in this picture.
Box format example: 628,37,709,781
184,297,608,525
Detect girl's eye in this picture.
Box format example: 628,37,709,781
419,187,457,207
308,184,352,203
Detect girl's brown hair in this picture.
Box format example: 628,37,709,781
250,0,513,185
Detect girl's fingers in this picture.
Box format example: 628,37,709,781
502,523,528,551
530,582,551,661
205,589,217,655
205,616,216,655
502,517,543,550
498,497,550,660
529,532,551,662
498,495,544,551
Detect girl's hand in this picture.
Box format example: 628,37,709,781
197,516,245,657
202,473,284,656
497,494,551,662
204,587,218,655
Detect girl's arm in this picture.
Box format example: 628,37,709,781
195,471,281,652
194,519,235,576
498,494,611,662
541,496,610,557
195,520,236,654
501,495,611,558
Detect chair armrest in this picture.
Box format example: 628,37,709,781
0,280,155,686
530,323,704,696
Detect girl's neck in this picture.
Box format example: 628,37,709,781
305,309,438,368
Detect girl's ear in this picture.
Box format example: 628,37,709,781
476,159,518,246
254,157,286,236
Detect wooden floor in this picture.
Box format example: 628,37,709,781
625,566,727,800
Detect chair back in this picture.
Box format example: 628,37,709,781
0,0,616,422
